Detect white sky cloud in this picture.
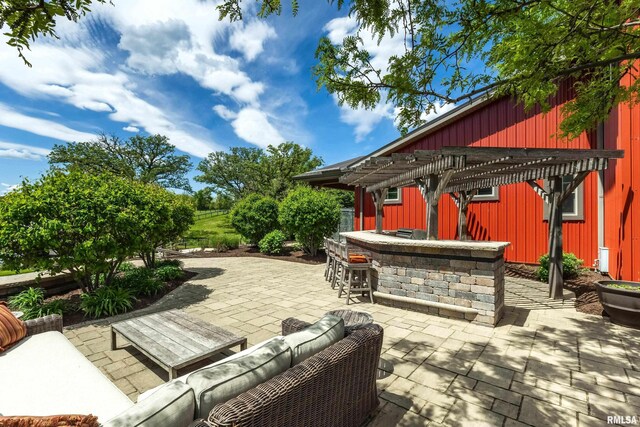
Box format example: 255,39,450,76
0,0,288,155
0,103,95,142
0,183,19,194
122,126,140,132
0,141,50,161
336,98,395,142
216,107,285,148
324,16,407,140
213,105,237,120
230,20,277,61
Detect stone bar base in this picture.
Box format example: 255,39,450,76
341,231,510,326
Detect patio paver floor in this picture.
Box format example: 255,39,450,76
63,257,640,426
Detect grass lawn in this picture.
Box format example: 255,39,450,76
0,268,35,277
179,211,242,249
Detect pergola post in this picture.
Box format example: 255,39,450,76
527,171,590,299
548,176,564,299
450,190,477,241
426,174,439,239
371,188,388,234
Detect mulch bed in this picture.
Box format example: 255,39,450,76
169,245,326,265
505,263,609,316
41,271,198,327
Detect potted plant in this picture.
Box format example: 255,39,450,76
595,280,640,328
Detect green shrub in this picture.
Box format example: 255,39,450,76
0,170,190,292
132,278,165,297
8,287,65,320
259,230,286,255
536,252,583,282
80,286,135,318
210,235,241,252
112,267,165,297
279,187,340,256
117,262,136,272
154,259,183,269
154,265,183,281
230,194,279,244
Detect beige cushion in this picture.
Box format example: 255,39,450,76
284,314,344,365
104,381,194,427
186,336,291,417
0,331,133,420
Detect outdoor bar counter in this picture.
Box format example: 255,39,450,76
341,231,510,326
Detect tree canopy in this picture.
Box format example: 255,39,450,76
218,0,640,138
195,142,323,200
49,134,193,192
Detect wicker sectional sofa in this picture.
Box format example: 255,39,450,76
0,314,383,427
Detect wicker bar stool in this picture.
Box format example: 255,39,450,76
336,243,374,305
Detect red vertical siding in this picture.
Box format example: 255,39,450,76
355,82,601,266
604,73,640,281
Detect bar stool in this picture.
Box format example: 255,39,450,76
330,240,344,289
336,243,374,305
323,237,333,280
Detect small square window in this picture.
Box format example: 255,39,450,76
543,176,584,221
471,187,499,202
384,187,402,204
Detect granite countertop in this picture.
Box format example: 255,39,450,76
340,231,510,251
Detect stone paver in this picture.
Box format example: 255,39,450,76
62,257,640,426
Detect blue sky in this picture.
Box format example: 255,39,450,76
0,1,423,194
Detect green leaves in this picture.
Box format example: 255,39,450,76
80,286,135,318
220,0,640,138
259,230,286,255
0,0,108,66
279,187,340,257
0,170,194,291
48,134,193,192
195,142,323,201
8,287,66,320
230,194,280,244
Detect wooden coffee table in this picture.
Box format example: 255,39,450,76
111,309,247,379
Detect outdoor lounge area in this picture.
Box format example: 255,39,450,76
2,257,637,426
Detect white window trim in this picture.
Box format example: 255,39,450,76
471,187,500,202
542,179,584,221
384,187,402,205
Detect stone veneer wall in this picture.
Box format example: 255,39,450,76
348,240,506,326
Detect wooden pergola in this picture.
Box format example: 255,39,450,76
339,147,624,299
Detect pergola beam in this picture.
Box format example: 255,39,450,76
445,157,610,193
365,155,461,192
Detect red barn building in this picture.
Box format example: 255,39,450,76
299,81,640,282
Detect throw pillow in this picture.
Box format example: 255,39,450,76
283,314,345,365
0,414,99,427
0,302,26,352
348,254,368,263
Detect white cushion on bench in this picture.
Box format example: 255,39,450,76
0,331,133,421
284,315,344,365
103,381,194,427
185,336,291,417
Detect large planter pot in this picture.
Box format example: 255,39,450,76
596,280,640,328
